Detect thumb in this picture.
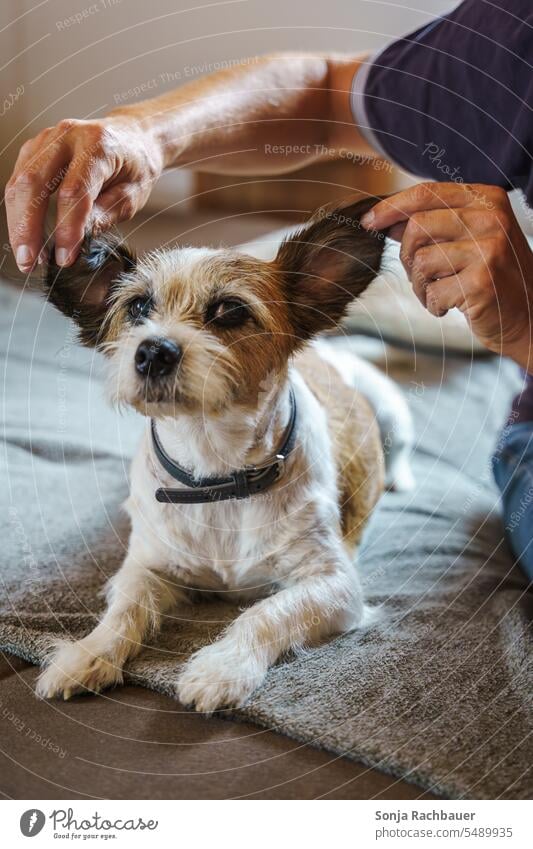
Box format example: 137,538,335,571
91,184,140,232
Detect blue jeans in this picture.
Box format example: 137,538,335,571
492,422,533,581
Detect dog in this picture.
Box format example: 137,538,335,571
36,196,413,712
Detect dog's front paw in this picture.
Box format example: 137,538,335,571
177,642,266,713
36,639,123,700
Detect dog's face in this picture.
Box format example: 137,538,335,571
102,246,297,416
44,197,385,418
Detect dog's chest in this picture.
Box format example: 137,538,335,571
128,371,338,594
159,496,297,593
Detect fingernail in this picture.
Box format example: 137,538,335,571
37,248,49,266
16,244,33,270
360,212,374,228
55,247,69,266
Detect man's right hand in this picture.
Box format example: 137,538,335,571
5,117,163,271
5,53,375,274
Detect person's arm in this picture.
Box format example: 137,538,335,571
354,0,533,372
112,53,373,174
5,53,373,272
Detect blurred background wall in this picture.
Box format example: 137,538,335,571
1,0,451,210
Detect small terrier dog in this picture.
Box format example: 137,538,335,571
37,196,413,712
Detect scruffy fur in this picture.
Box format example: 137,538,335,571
37,196,413,712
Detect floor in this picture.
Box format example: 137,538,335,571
0,653,439,800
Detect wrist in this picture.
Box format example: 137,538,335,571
104,109,171,173
504,333,533,373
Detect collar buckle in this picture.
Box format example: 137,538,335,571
273,454,285,481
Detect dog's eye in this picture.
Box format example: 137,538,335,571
128,296,152,322
206,298,250,328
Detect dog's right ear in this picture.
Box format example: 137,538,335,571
274,195,386,342
43,232,135,347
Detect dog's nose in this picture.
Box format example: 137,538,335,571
135,337,182,377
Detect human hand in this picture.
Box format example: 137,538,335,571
361,183,533,371
5,116,163,272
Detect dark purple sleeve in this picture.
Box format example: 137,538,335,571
351,0,533,206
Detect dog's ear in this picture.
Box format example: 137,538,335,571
43,231,135,347
274,195,386,341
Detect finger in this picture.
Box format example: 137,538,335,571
5,140,69,271
399,207,505,279
423,269,475,318
361,182,492,231
399,209,469,269
91,183,141,232
54,158,111,266
410,241,473,306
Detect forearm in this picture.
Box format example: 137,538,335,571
6,51,376,270
108,52,374,175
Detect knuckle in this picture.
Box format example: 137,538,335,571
425,284,448,317
489,184,508,205
55,223,84,242
412,248,430,276
56,118,78,134
399,245,413,269
463,182,480,196
483,234,506,263
413,182,432,201
19,139,34,158
409,210,431,233
471,268,494,301
403,217,420,242
58,179,89,200
410,210,428,225
33,128,53,146
424,283,439,312
90,125,115,156
456,208,474,230
14,170,39,191
119,194,136,220
5,175,17,197
492,208,513,233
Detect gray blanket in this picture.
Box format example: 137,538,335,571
1,282,531,800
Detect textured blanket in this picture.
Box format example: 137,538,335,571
1,281,531,800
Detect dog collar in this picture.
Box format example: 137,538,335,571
151,389,298,504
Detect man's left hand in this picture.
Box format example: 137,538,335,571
361,182,533,371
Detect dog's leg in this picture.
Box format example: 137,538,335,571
177,550,364,713
36,542,180,699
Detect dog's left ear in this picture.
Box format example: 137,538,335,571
44,231,135,347
274,195,386,341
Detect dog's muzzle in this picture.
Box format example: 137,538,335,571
135,337,182,378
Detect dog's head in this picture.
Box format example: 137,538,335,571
44,196,385,418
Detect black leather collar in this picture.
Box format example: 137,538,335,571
151,389,298,504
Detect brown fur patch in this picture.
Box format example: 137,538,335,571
146,250,296,407
295,348,384,550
